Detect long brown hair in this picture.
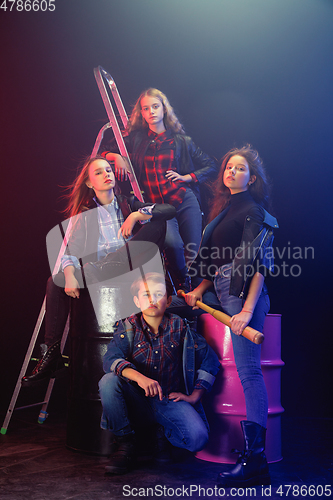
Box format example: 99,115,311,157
63,156,119,218
127,88,185,134
208,145,271,222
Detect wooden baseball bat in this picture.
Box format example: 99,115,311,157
177,290,264,345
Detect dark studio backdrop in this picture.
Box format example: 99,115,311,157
1,0,332,422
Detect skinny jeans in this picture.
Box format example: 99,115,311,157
164,189,202,277
214,263,270,428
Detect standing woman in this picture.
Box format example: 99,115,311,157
184,146,278,487
102,88,218,290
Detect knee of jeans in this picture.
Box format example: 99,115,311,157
98,372,119,396
186,425,209,453
237,366,263,387
164,235,184,253
47,274,60,290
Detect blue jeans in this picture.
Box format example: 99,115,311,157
99,372,209,452
164,189,202,277
214,264,270,428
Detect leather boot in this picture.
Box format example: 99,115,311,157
83,241,160,285
105,433,136,475
217,421,271,487
83,260,130,284
21,340,67,387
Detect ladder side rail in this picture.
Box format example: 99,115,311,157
38,315,70,421
1,218,74,433
33,222,76,423
91,123,112,158
98,67,129,131
93,67,144,202
1,298,46,434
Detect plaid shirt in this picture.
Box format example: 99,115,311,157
61,197,128,271
141,129,188,207
115,313,206,396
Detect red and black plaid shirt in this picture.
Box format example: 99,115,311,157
141,129,187,207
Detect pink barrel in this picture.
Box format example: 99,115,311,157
196,313,284,463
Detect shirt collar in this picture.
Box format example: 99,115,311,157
132,312,169,337
93,195,119,210
147,128,172,141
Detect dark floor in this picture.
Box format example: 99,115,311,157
0,405,332,500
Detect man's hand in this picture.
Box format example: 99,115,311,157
168,388,204,405
137,374,163,400
121,368,163,400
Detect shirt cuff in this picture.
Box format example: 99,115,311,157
115,360,135,377
61,255,81,271
138,204,156,224
189,172,198,183
194,379,209,392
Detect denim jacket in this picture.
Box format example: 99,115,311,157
103,314,220,396
190,204,279,299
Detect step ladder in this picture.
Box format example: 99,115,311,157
1,66,142,434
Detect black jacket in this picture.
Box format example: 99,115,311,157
190,204,279,300
63,195,176,266
103,129,218,207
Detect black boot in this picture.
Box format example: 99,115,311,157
217,421,271,487
83,241,161,284
21,340,67,387
105,433,136,475
83,260,130,284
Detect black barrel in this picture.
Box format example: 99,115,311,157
66,286,123,455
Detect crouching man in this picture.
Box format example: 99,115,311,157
99,272,220,474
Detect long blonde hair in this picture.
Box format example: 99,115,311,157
127,88,185,134
63,156,118,218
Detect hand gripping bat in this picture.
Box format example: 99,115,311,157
177,290,264,345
